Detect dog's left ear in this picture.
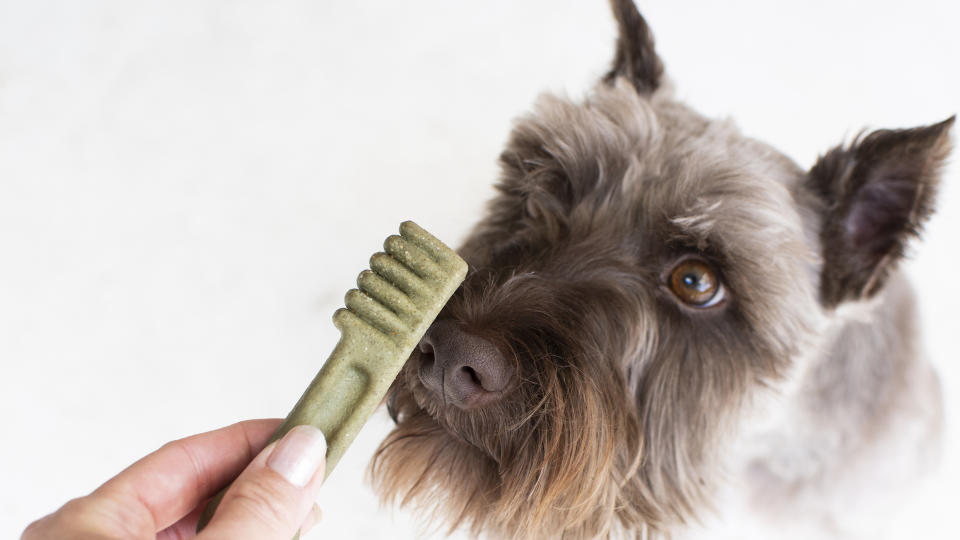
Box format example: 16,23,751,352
808,116,954,307
603,0,663,94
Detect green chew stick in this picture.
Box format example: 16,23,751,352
196,221,467,532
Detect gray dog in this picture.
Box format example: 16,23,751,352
369,1,953,538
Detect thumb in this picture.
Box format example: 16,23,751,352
198,425,327,540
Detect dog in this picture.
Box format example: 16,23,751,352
367,1,953,538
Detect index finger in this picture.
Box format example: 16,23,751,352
93,419,282,534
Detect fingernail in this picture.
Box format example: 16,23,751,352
267,425,327,487
299,503,322,535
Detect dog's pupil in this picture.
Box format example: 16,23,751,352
684,272,711,293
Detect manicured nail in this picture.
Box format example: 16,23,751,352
266,425,327,487
299,503,323,535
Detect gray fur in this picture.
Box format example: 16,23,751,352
369,2,952,538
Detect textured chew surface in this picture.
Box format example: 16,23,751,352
197,221,467,532
278,220,468,471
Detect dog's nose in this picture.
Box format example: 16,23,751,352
417,320,513,409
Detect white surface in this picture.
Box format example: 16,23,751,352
1,1,958,538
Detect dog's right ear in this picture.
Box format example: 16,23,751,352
808,116,954,308
602,0,663,95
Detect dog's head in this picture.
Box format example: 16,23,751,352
370,1,953,537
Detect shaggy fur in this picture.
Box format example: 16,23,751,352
368,1,953,538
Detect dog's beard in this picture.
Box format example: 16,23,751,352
366,266,764,538
369,342,649,540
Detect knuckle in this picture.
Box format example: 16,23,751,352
21,518,45,539
227,476,298,528
59,494,151,539
21,498,106,540
53,497,97,524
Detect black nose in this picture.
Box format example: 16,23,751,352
417,320,513,408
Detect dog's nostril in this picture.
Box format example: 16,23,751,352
418,341,436,376
462,366,481,386
420,350,435,369
417,350,438,395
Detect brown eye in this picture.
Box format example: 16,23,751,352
668,260,725,307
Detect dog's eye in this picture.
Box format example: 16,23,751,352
668,260,725,307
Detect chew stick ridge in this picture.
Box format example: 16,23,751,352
196,221,467,532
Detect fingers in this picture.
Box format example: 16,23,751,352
197,425,327,540
99,419,283,533
22,420,328,540
22,419,281,539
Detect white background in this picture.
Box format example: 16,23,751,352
1,1,957,538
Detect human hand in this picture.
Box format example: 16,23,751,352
22,419,327,540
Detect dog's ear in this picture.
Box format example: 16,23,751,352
808,116,954,307
602,0,663,94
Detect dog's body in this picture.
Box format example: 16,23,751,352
369,1,952,538
696,270,944,539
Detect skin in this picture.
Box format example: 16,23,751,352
22,419,325,540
